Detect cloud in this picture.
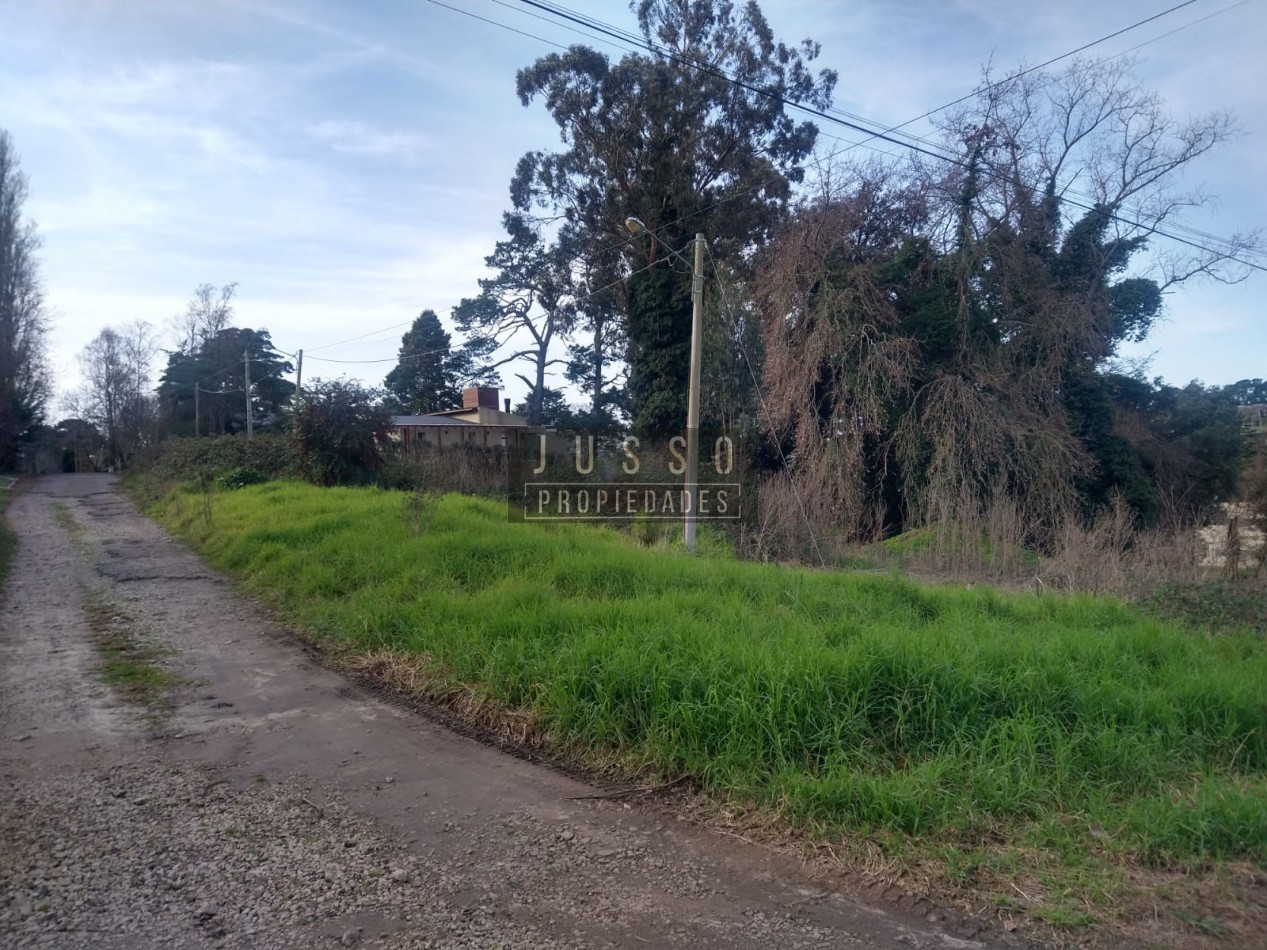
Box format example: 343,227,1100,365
306,119,432,161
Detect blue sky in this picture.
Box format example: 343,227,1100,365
2,0,1263,411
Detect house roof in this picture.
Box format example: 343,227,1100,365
390,415,475,427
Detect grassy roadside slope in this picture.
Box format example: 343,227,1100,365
0,482,16,588
155,482,1267,876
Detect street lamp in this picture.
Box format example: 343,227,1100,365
625,217,706,553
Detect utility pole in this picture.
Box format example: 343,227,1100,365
194,385,200,439
623,217,707,553
294,348,303,405
244,350,253,439
684,232,705,554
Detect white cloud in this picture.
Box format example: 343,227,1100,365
306,119,432,161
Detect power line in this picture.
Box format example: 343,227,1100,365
297,0,1257,379
305,317,429,354
875,0,1203,142
472,0,1258,262
484,0,642,51
422,0,573,49
516,0,1205,167
506,0,1265,273
517,0,1262,268
353,0,1260,394
303,250,679,365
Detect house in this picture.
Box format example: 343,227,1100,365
389,387,533,452
1239,404,1266,431
428,386,526,427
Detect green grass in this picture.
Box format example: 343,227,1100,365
154,481,1267,869
1143,577,1267,635
83,590,181,712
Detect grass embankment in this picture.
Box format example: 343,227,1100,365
157,483,1267,868
0,480,16,588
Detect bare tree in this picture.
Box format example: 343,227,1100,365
75,321,159,469
170,282,237,355
0,129,51,470
938,56,1258,288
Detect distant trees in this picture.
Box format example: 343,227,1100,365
159,326,293,436
74,322,160,470
0,129,52,471
512,387,579,427
156,283,293,437
384,309,496,414
170,282,236,356
1222,379,1267,407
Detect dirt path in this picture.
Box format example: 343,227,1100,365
1,474,1022,949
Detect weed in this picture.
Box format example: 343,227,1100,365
1143,578,1267,635
402,488,439,537
50,500,76,532
1174,908,1227,936
219,467,268,491
83,589,181,715
1035,904,1095,927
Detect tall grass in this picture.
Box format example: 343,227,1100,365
157,481,1267,865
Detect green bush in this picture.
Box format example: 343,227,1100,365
125,434,299,503
219,467,268,491
293,379,391,487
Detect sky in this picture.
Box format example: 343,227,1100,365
1,0,1264,414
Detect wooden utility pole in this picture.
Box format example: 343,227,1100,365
295,348,304,405
194,385,200,439
244,350,253,439
684,232,705,554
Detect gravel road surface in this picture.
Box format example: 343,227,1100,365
0,474,1024,949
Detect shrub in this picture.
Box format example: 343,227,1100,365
125,434,299,503
377,444,507,497
219,466,268,491
293,379,391,487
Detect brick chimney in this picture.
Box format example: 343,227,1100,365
462,386,499,410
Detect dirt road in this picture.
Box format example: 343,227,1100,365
0,475,1020,949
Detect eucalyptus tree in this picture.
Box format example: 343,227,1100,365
512,0,836,433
